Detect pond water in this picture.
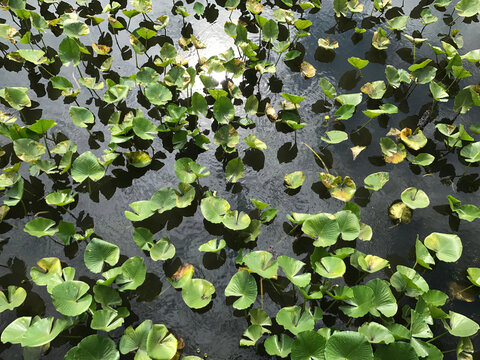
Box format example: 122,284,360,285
0,0,479,359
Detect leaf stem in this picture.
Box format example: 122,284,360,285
426,331,448,343
303,142,329,174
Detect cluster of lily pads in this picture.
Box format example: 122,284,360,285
0,0,480,359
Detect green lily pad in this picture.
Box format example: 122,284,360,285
339,286,374,318
444,311,479,337
313,256,346,278
145,324,177,359
374,342,418,360
321,130,348,144
225,157,244,183
325,331,373,359
0,286,27,312
401,188,430,209
265,334,294,358
358,322,394,344
119,319,151,357
45,189,76,206
277,256,311,287
424,232,462,262
415,238,435,270
222,210,251,230
150,237,175,261
144,83,172,106
175,158,210,184
51,280,92,316
65,334,119,360
320,77,337,98
390,265,429,297
348,57,369,70
0,87,31,110
455,0,480,17
460,141,480,162
24,217,58,237
291,330,326,360
13,138,45,163
198,238,226,253
263,19,279,43
181,278,215,309
84,238,120,273
467,267,480,286
213,96,235,124
335,210,360,240
225,270,257,309
276,306,314,335
302,213,340,247
448,195,480,222
364,172,389,191
132,116,157,140
71,151,105,183
91,308,129,332
243,251,278,278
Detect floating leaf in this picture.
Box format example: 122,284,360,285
65,335,119,360
361,81,386,99
424,232,462,262
0,286,27,312
380,137,406,164
25,217,57,237
319,173,356,201
401,188,430,209
313,256,346,278
198,238,226,253
278,256,311,287
348,57,369,70
51,280,92,316
181,278,215,309
302,213,340,247
276,306,314,335
243,251,278,279
364,172,389,191
84,238,120,273
321,130,348,144
225,157,245,183
265,334,294,358
71,151,105,183
372,27,390,50
284,171,305,189
225,270,257,309
301,61,316,78
291,330,326,360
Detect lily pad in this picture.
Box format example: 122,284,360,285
284,171,305,189
243,251,278,278
401,188,430,209
364,172,389,191
302,213,340,247
424,232,462,262
225,270,257,309
181,278,215,309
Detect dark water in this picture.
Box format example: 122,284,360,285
0,0,479,358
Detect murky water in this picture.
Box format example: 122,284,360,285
0,0,479,358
